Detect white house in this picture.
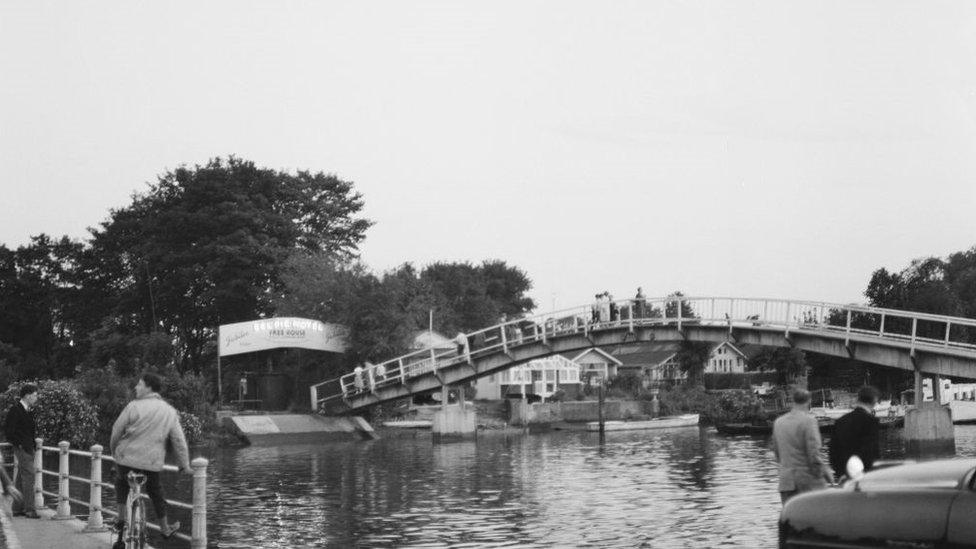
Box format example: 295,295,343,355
705,341,748,374
473,355,581,400
613,341,751,386
571,348,622,385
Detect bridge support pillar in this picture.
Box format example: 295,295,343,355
432,405,476,442
904,401,955,458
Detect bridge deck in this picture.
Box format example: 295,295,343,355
312,296,976,413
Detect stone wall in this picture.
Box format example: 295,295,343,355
508,399,650,425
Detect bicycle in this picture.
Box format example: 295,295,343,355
113,471,148,549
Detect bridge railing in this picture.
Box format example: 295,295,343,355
310,296,976,410
0,439,208,547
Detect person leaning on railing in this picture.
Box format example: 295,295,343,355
110,372,193,538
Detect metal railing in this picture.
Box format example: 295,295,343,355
0,439,208,548
310,296,976,410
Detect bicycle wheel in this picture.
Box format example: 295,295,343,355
127,499,147,549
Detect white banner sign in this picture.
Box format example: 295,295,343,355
218,317,348,356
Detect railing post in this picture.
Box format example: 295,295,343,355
500,324,508,353
879,313,886,336
398,358,406,384
677,297,683,332
55,441,71,519
367,367,376,393
910,317,918,354
190,457,209,549
309,385,318,412
845,309,852,345
784,302,791,337
944,322,952,346
84,444,106,532
33,437,43,510
628,304,634,332
710,299,715,321
430,348,437,374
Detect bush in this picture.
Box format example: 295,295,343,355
0,380,100,448
179,411,204,445
75,368,134,443
656,385,764,425
607,372,643,397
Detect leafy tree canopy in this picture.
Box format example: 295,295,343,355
83,157,372,372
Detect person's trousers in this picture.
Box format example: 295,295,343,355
13,447,35,514
115,465,168,519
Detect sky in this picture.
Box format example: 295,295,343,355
2,1,976,315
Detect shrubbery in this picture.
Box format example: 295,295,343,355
2,369,214,448
0,380,100,448
657,385,765,425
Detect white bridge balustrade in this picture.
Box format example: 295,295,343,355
0,439,208,548
310,296,976,414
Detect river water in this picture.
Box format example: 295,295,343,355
173,425,976,548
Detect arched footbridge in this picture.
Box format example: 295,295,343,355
310,296,976,414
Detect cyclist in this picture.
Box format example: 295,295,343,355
110,372,192,538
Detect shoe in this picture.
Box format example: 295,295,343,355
24,512,40,519
161,520,181,538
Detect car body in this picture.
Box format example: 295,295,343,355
779,458,976,548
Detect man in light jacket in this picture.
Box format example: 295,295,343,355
110,372,192,537
772,387,834,504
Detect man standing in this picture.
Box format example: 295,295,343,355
3,384,39,518
772,388,834,504
829,386,881,478
110,372,192,537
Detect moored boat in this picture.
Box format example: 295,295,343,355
585,414,700,432
381,420,432,429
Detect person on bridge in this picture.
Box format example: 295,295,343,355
4,383,39,518
828,386,881,479
772,388,834,504
110,372,192,538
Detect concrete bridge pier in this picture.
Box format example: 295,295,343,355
432,385,476,442
904,369,955,457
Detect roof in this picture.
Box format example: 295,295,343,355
569,347,623,366
614,350,676,367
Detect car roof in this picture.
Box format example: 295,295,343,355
858,458,976,490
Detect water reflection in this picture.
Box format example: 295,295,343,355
178,425,976,548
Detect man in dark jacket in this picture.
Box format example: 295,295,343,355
3,384,39,517
828,385,881,479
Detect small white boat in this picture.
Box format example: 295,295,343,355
381,420,432,429
585,414,700,432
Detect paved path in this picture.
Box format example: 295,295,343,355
3,508,153,549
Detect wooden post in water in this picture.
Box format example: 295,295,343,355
598,384,605,435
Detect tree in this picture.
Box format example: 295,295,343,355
0,235,86,378
749,347,808,386
273,258,537,375
664,291,697,319
84,157,373,373
674,340,711,386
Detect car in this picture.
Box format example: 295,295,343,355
779,458,976,548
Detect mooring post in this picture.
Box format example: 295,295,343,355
598,384,605,435
190,457,209,549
